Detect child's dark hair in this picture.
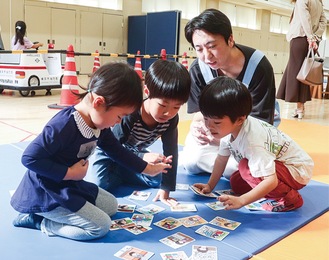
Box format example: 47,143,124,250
78,62,143,111
144,59,191,103
185,9,232,48
14,21,27,46
199,76,252,122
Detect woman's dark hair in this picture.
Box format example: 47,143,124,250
78,62,143,111
199,76,252,122
144,59,191,103
14,21,27,46
185,8,232,47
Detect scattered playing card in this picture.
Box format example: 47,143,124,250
176,183,189,190
117,204,136,213
136,204,165,215
153,217,182,230
170,203,197,212
114,245,154,259
205,201,226,210
160,251,189,260
214,189,236,196
131,213,154,227
123,223,152,235
190,185,217,198
159,232,195,249
110,217,134,230
209,216,241,230
191,245,218,260
178,215,208,227
195,225,229,241
129,190,151,201
244,198,268,211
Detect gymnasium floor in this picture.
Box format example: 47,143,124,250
0,75,328,259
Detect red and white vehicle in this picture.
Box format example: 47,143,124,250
0,51,63,97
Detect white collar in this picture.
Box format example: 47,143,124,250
73,111,100,139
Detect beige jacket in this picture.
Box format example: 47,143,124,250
287,0,327,41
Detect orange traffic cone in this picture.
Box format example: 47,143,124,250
182,52,188,70
160,49,167,60
92,50,100,73
48,45,80,109
134,50,143,80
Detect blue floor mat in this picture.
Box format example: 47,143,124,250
1,142,328,260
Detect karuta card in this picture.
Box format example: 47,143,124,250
117,204,136,213
123,223,152,235
114,245,154,260
178,215,208,227
153,217,182,230
195,225,229,241
175,183,189,190
160,251,189,260
136,204,165,215
214,189,236,196
110,217,134,231
190,185,217,198
244,198,267,211
159,232,195,249
111,217,134,230
209,216,241,230
205,201,226,210
191,245,218,260
170,203,197,212
131,213,153,227
129,190,151,201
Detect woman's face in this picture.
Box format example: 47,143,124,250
192,29,232,70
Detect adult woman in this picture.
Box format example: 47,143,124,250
11,21,43,50
277,0,327,119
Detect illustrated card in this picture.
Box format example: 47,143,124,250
170,203,197,212
209,216,241,230
117,204,136,213
123,223,152,235
129,190,151,201
159,232,195,249
205,201,226,211
114,245,154,260
175,183,189,190
178,215,208,228
153,217,182,230
190,185,217,198
136,204,165,215
195,225,229,241
214,189,236,196
131,213,153,227
191,245,218,260
110,217,134,230
244,198,267,211
160,251,189,260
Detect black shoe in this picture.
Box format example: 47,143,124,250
13,213,43,230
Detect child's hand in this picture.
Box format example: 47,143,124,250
153,189,178,206
193,183,212,194
218,194,244,210
64,159,89,181
143,153,172,164
143,161,172,176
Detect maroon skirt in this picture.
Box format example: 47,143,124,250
277,36,312,103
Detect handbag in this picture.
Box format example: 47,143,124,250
296,48,324,85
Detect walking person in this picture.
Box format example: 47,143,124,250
277,0,327,119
